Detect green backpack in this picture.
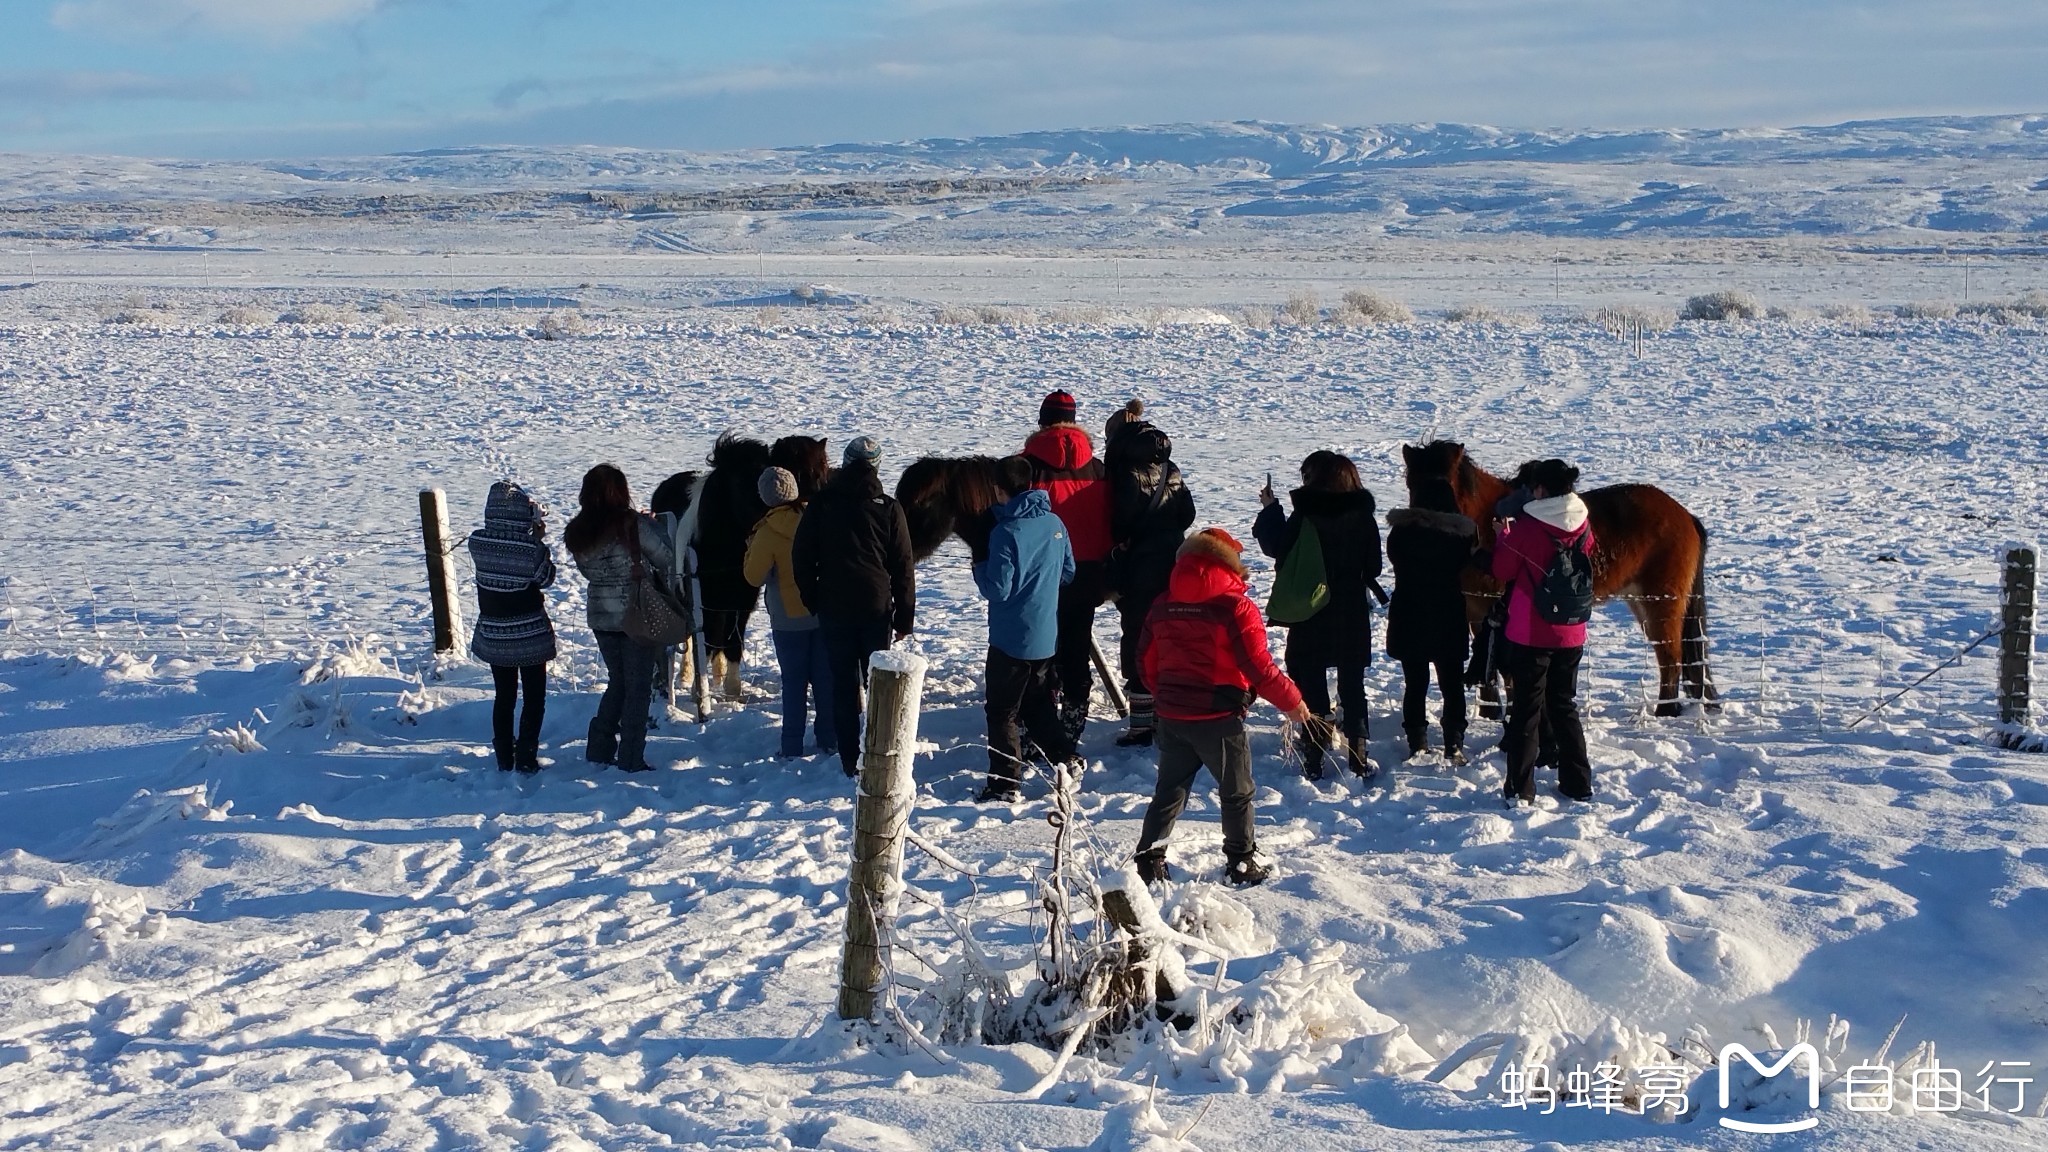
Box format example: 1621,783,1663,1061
1266,517,1331,624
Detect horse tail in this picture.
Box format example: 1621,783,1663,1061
1681,514,1718,703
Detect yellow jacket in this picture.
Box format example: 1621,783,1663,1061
743,504,813,627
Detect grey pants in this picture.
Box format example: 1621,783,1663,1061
1134,716,1257,861
590,629,657,769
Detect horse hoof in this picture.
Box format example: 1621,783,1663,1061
1654,701,1683,719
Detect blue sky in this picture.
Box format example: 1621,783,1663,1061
4,0,2044,156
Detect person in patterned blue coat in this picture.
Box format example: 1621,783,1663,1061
468,481,558,772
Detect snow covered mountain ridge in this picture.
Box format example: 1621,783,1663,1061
5,114,2046,237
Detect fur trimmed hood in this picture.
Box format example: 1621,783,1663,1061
1023,422,1097,471
1525,493,1590,533
1176,528,1248,578
1387,507,1477,536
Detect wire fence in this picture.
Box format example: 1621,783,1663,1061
0,533,2020,740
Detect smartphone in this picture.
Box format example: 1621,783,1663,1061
1266,472,1273,489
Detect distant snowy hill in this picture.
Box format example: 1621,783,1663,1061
5,114,2046,236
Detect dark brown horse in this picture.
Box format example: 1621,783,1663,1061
1402,441,1717,716
895,454,1004,562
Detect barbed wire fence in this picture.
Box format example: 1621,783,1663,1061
0,528,2027,743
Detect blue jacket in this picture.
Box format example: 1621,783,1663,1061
973,489,1075,660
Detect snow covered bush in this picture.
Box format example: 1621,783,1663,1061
1334,288,1414,325
99,295,177,326
1893,300,1957,320
1445,302,1532,326
1820,303,1874,326
216,304,275,327
1961,291,2048,323
936,305,1019,326
1236,306,1276,330
280,302,351,326
536,310,585,340
1681,290,1765,321
1766,305,1816,322
368,300,408,326
1589,304,1675,335
1280,293,1320,326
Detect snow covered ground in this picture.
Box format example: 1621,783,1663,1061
4,305,2046,1149
2,115,2047,1147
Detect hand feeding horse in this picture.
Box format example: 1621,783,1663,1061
1402,441,1718,717
653,432,830,702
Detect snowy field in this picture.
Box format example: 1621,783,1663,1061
4,116,2048,1149
4,305,2047,1151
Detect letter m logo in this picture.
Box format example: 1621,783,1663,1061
1717,1043,1821,1133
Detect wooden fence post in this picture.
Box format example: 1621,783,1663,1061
418,488,462,654
837,650,928,1022
1999,545,2037,747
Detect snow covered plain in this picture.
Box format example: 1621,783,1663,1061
4,307,2047,1150
4,116,2048,1149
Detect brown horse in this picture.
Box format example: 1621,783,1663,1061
895,454,1004,562
1402,441,1717,717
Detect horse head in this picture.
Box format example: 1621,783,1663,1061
1406,440,1506,527
895,455,1002,562
769,435,830,500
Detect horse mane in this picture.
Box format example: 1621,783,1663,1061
707,431,772,474
649,470,700,520
895,454,1001,561
769,435,830,499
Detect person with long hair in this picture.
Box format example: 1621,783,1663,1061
565,464,674,773
467,481,557,773
1253,450,1383,779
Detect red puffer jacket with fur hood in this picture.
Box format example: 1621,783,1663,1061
1023,423,1113,563
1140,530,1304,722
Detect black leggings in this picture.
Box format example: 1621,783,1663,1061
491,663,547,757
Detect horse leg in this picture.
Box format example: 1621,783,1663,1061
1682,561,1721,713
1627,595,1687,717
721,631,745,700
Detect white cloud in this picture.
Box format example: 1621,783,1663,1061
51,0,384,39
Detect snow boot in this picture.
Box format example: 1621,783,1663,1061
1345,717,1375,779
1060,699,1088,745
493,737,515,771
1403,725,1428,761
514,741,541,774
1115,691,1156,747
1299,713,1334,781
1225,854,1271,887
1444,730,1467,766
1135,853,1172,885
976,780,1021,804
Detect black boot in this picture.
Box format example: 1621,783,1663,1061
1403,726,1428,761
493,739,514,771
514,741,541,774
1444,730,1467,766
1299,715,1331,780
1225,853,1271,887
1344,716,1374,778
1115,691,1155,747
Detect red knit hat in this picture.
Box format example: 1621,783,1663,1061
1038,390,1078,426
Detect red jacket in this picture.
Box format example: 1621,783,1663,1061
1141,534,1304,722
1023,424,1113,563
1490,493,1597,649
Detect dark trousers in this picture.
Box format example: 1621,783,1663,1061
1116,591,1159,693
1134,716,1257,861
1053,561,1108,717
1502,641,1592,801
590,630,657,768
490,663,547,766
1287,644,1367,768
1401,658,1466,744
984,647,1073,786
822,615,893,774
770,628,835,756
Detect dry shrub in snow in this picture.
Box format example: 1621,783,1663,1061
99,294,176,326
1044,305,1109,326
1445,302,1532,327
280,302,351,326
1893,300,1957,320
1960,291,2048,323
1589,304,1675,335
1766,305,1816,322
536,311,585,340
936,305,1018,326
1280,293,1321,326
754,306,785,327
1820,303,1874,326
368,301,408,326
1236,306,1277,330
216,305,275,327
1334,288,1414,325
1681,290,1765,321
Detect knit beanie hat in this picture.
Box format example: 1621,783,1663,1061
1038,390,1078,427
843,435,882,466
1104,398,1144,441
757,466,800,507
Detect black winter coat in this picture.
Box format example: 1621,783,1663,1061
1253,487,1381,666
1385,507,1479,664
1104,423,1196,602
791,464,917,634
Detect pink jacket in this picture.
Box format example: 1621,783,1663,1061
1490,494,1596,649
